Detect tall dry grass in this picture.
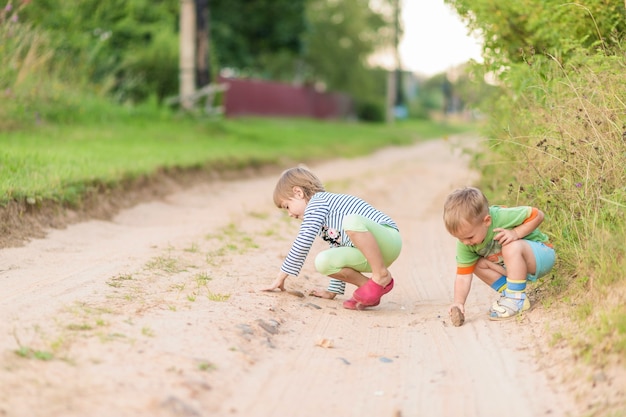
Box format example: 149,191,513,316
479,49,626,360
0,3,99,130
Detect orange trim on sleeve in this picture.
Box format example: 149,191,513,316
522,207,539,224
457,265,475,275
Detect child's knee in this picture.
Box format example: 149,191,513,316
501,240,525,257
315,251,335,275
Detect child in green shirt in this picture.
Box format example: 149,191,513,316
443,187,555,324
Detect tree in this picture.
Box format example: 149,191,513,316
302,0,395,101
209,0,307,80
445,0,626,72
20,0,180,102
195,0,210,88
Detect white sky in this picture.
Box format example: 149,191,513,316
398,0,483,76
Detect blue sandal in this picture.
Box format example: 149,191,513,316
489,296,530,321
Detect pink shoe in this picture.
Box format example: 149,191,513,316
353,279,394,306
342,297,379,310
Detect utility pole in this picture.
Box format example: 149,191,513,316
393,0,405,117
386,0,401,124
179,0,196,110
386,70,396,124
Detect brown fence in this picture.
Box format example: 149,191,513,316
218,77,354,120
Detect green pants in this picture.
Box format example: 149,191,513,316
314,214,402,294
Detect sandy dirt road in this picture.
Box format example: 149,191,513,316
0,136,584,417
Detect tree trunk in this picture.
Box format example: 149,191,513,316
180,0,196,110
195,0,210,88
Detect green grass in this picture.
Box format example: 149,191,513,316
15,346,54,361
0,114,471,205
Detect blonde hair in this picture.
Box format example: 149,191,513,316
443,186,489,234
273,166,325,207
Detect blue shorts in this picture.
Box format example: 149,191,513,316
526,240,555,282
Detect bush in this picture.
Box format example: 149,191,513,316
355,99,385,122
112,29,179,104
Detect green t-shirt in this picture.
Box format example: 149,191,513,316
455,206,549,274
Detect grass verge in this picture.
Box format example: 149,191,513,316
0,115,471,206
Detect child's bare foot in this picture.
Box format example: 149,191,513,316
309,289,337,299
371,272,393,287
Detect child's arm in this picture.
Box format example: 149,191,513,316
494,208,545,246
449,273,473,314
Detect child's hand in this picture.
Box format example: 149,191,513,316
448,302,465,315
493,227,519,246
262,272,288,292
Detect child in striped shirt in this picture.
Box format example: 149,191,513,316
443,186,555,324
263,166,402,310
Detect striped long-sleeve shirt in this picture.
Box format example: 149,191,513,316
281,192,398,277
